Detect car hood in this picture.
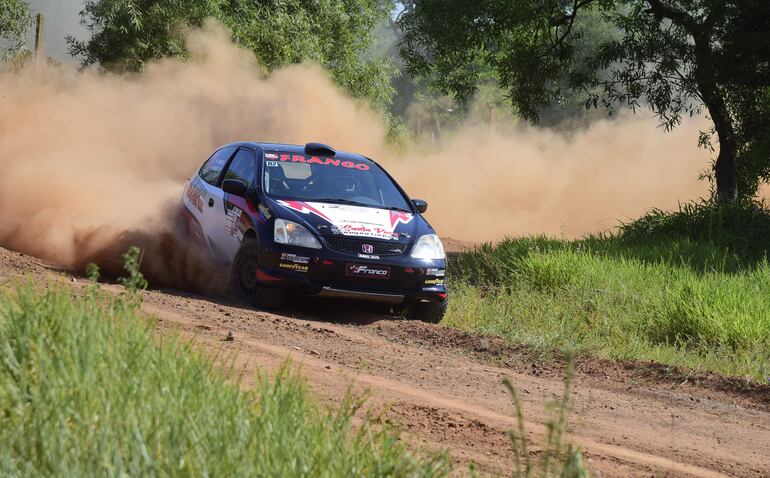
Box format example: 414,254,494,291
271,199,418,242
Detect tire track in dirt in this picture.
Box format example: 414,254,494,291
140,292,768,477
1,247,768,477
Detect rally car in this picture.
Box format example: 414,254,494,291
181,142,447,323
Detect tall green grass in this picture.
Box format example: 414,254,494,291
447,201,770,381
0,280,449,476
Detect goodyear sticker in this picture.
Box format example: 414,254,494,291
279,263,308,273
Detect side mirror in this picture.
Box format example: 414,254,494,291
222,179,248,197
412,199,428,213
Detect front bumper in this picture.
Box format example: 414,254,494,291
254,243,448,303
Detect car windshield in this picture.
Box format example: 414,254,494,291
262,151,412,211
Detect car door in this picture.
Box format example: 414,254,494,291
212,147,258,261
191,146,237,261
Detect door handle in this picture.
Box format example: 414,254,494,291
208,198,214,207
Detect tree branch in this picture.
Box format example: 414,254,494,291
546,0,596,56
645,0,697,31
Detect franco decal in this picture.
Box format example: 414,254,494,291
276,153,370,171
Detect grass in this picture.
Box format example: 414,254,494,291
0,248,591,476
0,279,449,477
446,201,770,381
502,353,589,478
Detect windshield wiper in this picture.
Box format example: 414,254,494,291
315,198,372,208
316,198,411,212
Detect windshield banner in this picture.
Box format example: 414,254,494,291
277,200,413,241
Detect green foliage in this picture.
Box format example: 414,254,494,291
118,245,148,296
447,202,770,380
68,0,397,111
730,87,770,196
399,1,770,198
0,0,31,59
398,0,620,122
617,199,770,268
503,353,589,478
0,283,450,476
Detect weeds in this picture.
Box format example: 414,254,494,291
0,250,449,477
502,353,589,478
447,201,770,381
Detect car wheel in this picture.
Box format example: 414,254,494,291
230,240,285,310
405,299,447,324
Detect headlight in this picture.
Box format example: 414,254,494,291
274,219,322,249
410,234,445,260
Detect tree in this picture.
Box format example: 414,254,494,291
0,0,31,59
68,0,396,112
399,1,770,201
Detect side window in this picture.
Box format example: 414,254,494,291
199,147,236,185
223,149,256,186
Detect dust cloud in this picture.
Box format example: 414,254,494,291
0,21,709,288
395,116,709,241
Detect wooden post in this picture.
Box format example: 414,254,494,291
34,14,45,65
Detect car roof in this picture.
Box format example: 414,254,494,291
222,141,374,164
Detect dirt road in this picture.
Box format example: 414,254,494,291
1,246,768,477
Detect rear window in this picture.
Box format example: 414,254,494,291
262,152,411,211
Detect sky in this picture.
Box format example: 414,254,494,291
26,0,88,64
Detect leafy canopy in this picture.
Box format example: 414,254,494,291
399,1,770,198
0,0,31,59
69,0,396,112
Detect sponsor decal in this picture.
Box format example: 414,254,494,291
265,153,279,159
345,263,390,279
224,205,243,238
279,263,309,273
341,223,400,240
266,160,278,167
274,152,370,171
389,211,414,228
276,200,332,222
357,253,380,260
426,268,446,277
424,278,445,285
258,203,272,221
184,179,206,213
277,201,411,241
280,253,310,264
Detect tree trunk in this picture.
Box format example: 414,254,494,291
693,38,739,202
646,1,740,202
713,128,738,202
698,84,738,202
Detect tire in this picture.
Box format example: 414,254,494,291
230,240,285,309
405,299,447,324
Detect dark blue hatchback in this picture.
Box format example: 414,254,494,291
182,141,447,322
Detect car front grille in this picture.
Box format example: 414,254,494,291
322,236,409,256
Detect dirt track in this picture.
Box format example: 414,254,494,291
1,246,769,477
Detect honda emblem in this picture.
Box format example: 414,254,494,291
362,244,374,254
